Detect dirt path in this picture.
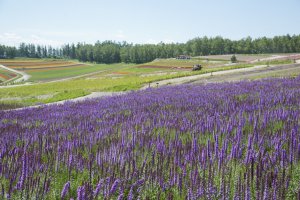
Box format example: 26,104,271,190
9,91,127,111
141,65,269,89
0,67,110,88
0,64,31,84
250,54,300,63
190,63,300,84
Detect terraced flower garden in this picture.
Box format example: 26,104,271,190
0,68,18,83
0,60,110,82
0,60,80,69
1,76,300,199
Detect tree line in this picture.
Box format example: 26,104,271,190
18,43,63,58
0,45,17,59
1,34,300,63
0,43,63,59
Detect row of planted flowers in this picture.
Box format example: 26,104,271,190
1,76,300,199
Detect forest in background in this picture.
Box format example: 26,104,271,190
0,34,300,64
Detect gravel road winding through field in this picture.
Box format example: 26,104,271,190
141,65,268,89
142,63,300,88
250,54,300,63
190,63,300,84
0,67,112,88
3,62,300,111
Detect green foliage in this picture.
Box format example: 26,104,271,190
2,34,300,63
286,165,300,199
231,55,237,63
0,45,17,59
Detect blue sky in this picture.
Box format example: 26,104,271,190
0,0,299,46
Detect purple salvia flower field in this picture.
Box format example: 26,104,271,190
1,77,300,199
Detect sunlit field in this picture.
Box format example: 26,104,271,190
0,57,259,109
1,76,300,199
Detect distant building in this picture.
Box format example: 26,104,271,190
176,55,191,60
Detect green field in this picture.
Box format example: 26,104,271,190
0,56,298,109
2,57,293,83
27,63,136,82
253,59,294,65
0,62,256,108
141,58,227,68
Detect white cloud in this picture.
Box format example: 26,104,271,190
145,39,158,44
0,33,23,46
0,32,63,47
0,33,22,40
144,38,175,44
163,38,175,44
0,31,177,47
115,30,126,39
20,29,99,38
26,34,63,46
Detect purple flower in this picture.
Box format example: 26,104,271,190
127,187,133,200
245,184,250,200
1,75,300,199
16,153,27,190
263,180,268,200
109,179,120,195
77,186,85,200
117,193,124,200
93,179,103,198
61,181,70,199
133,178,145,188
187,188,194,200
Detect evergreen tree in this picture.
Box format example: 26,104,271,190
231,55,237,63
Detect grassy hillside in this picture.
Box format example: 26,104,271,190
0,55,298,109
0,63,255,109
